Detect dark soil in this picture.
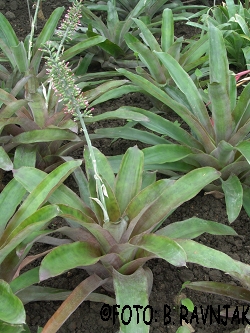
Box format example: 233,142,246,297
1,1,250,333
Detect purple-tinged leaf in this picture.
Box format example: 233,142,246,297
41,275,107,333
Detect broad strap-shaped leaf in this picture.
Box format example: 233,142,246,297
221,174,243,223
39,242,102,281
61,36,106,61
125,33,166,84
156,217,237,239
117,68,216,152
185,281,250,303
0,100,28,118
115,146,144,214
123,179,175,242
11,128,81,144
129,167,220,237
236,141,250,164
175,239,250,276
13,145,36,169
94,126,170,145
208,24,233,142
10,267,40,294
143,144,193,164
113,267,151,333
232,81,250,130
0,322,26,333
0,12,18,48
32,7,64,55
0,205,60,264
88,85,142,107
161,8,174,52
11,42,28,72
136,234,187,267
41,275,107,333
86,29,124,57
133,18,162,52
115,106,204,150
154,51,213,135
0,146,13,170
0,280,25,324
0,178,26,237
10,160,82,232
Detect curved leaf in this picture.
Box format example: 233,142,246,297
113,267,151,333
11,128,81,144
221,174,243,223
156,217,238,239
39,242,102,281
137,234,187,267
41,275,107,333
0,280,25,324
115,146,144,214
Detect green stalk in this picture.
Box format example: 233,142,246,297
28,0,41,63
76,108,109,223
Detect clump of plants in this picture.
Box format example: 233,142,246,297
94,21,250,223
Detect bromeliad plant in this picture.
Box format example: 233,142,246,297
8,15,250,332
0,0,108,172
188,0,250,70
68,0,206,72
123,8,208,91
13,144,250,333
94,22,250,223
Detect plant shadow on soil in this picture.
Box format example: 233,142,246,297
1,1,250,332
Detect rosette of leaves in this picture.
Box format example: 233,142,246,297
120,8,209,110
188,0,250,70
0,157,84,332
68,0,207,73
12,145,250,333
0,2,111,173
93,23,250,223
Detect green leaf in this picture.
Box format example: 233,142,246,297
125,33,166,84
115,146,144,214
61,36,106,61
0,322,25,333
137,234,187,266
0,178,26,236
221,174,243,223
0,12,18,48
39,242,102,281
12,128,80,144
154,51,212,133
85,108,148,123
176,239,243,274
130,167,220,236
10,267,39,294
0,146,13,170
32,7,65,55
0,205,60,265
157,217,237,239
0,280,25,324
161,8,174,52
143,144,192,164
113,267,150,333
181,298,194,312
236,141,250,163
132,18,161,52
11,160,82,231
13,145,36,169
